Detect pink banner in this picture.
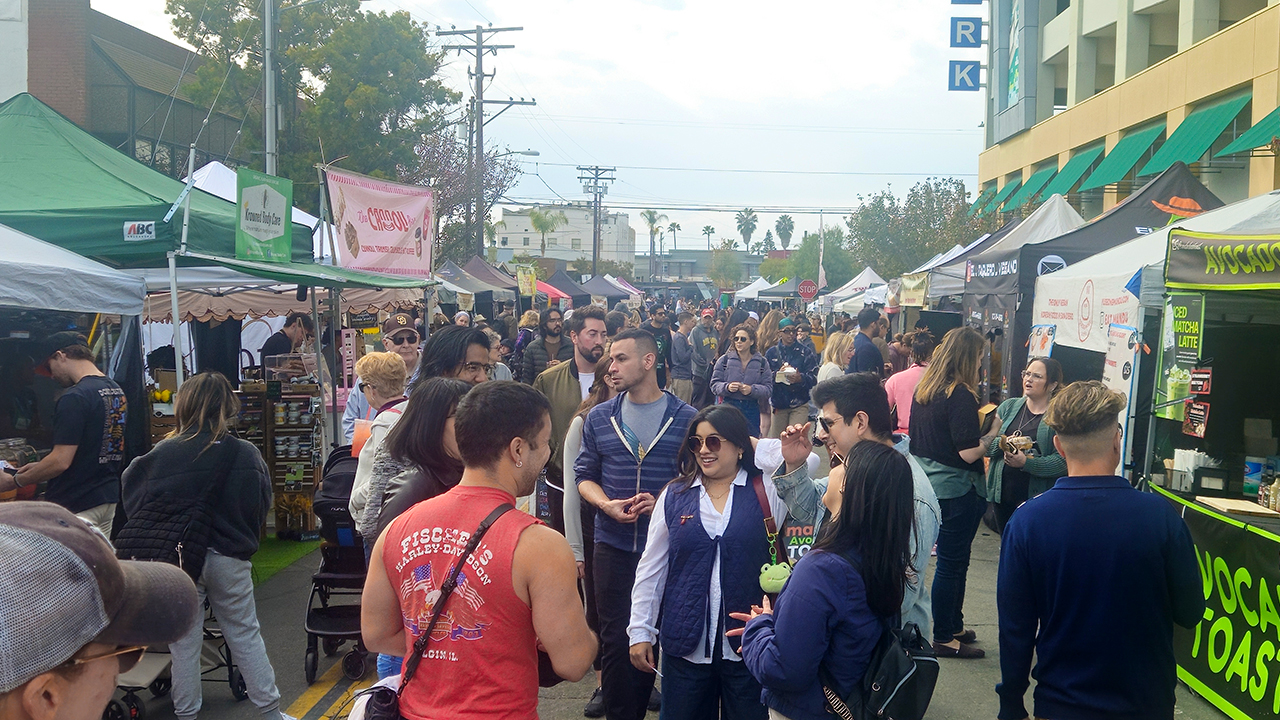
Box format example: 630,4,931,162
326,167,434,277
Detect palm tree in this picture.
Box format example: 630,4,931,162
702,225,715,250
736,208,759,247
775,214,795,250
529,208,567,257
667,221,681,250
640,209,669,278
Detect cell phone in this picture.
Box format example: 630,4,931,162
1,466,16,476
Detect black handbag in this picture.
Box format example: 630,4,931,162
115,439,238,582
820,550,939,720
364,503,515,720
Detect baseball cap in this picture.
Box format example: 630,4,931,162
33,331,90,377
381,312,417,336
748,312,759,321
0,503,199,693
701,309,714,318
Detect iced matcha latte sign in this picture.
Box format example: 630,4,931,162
1156,293,1203,421
235,167,293,262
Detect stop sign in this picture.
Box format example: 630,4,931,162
798,279,819,301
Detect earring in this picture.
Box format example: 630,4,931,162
516,460,523,468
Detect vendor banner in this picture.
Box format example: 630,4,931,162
1032,272,1140,355
899,272,928,307
1156,293,1204,421
1102,323,1139,474
516,266,537,297
1168,230,1280,290
236,167,293,263
326,167,434,277
1156,485,1280,719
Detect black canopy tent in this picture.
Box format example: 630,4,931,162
547,270,592,308
758,277,801,299
964,162,1222,400
436,260,516,320
581,275,631,305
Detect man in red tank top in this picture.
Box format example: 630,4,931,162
363,381,598,719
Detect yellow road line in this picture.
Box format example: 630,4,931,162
316,674,377,720
286,660,344,718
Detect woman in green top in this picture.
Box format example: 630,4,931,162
985,357,1067,533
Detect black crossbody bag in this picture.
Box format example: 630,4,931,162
364,503,515,720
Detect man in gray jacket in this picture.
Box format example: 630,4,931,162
688,309,719,409
667,312,695,403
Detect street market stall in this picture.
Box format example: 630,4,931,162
923,217,1023,305
734,277,778,301
581,275,632,306
546,270,591,308
821,267,885,311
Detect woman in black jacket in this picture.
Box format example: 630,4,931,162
120,372,288,720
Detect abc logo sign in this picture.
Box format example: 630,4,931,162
123,221,156,242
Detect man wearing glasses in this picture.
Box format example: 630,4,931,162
258,311,313,363
342,312,422,444
764,318,818,438
0,502,200,720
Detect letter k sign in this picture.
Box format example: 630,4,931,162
949,61,981,91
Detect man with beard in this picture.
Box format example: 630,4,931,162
521,307,574,383
532,305,608,534
689,308,719,409
640,305,673,390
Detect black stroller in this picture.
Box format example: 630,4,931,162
303,446,371,684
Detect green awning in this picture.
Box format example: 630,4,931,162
186,252,432,290
1079,123,1166,191
981,179,1022,215
967,187,998,216
1138,92,1251,176
1000,165,1057,210
1038,145,1104,199
1215,104,1280,157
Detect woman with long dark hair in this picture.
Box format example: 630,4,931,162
735,442,915,720
628,405,787,720
719,308,750,357
909,326,989,658
710,325,772,437
120,372,286,720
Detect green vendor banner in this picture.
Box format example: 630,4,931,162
1157,485,1280,719
236,167,293,263
1155,293,1203,421
1168,230,1280,290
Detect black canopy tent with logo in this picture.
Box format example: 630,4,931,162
964,162,1222,401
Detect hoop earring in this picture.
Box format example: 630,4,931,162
515,461,523,468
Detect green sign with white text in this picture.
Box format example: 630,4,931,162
235,167,293,263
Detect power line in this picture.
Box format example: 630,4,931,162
534,114,983,135
520,161,977,177
502,197,861,214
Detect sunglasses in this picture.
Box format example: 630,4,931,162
818,416,837,434
59,646,146,674
389,333,419,345
780,327,797,334
687,434,727,453
733,336,750,343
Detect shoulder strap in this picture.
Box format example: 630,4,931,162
751,474,787,565
397,502,515,693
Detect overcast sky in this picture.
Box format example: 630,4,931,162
94,0,987,252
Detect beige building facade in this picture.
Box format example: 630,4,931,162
978,0,1280,218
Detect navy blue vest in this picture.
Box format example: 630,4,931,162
659,474,773,658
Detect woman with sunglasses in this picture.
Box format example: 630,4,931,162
734,442,915,720
628,405,788,720
120,372,289,720
710,325,772,438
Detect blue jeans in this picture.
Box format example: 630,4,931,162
377,653,403,679
660,654,767,720
930,487,986,643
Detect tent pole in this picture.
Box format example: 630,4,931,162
167,252,185,389
316,165,339,263
310,287,326,450
331,288,341,448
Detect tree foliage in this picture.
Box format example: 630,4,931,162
701,225,716,249
844,178,1001,278
667,221,681,249
570,257,635,282
529,208,568,256
758,257,788,283
749,230,777,256
736,208,759,246
708,238,742,289
419,138,521,266
775,214,795,250
788,227,856,289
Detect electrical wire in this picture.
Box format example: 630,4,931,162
502,196,860,214
519,161,977,177
194,0,266,148
136,0,213,156
532,114,982,136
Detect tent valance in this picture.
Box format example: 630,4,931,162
143,286,421,323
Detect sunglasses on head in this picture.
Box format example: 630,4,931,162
60,646,146,674
389,333,418,345
687,434,726,453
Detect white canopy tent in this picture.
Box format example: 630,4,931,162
0,223,146,314
929,195,1082,300
188,161,332,259
1032,191,1280,353
735,277,779,301
822,267,886,310
833,284,890,314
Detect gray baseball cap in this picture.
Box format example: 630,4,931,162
0,503,200,693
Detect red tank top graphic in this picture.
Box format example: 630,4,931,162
383,485,542,720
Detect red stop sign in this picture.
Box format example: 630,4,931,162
798,279,819,300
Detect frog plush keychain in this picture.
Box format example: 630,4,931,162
752,474,792,599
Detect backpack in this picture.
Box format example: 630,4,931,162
115,439,237,582
821,553,939,720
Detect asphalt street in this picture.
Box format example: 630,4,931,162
117,523,1226,720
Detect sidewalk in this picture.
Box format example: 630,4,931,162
123,525,1225,720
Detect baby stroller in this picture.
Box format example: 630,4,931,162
304,445,371,684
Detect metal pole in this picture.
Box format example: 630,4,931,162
168,142,197,390
263,0,277,175
592,191,600,276
310,287,326,449
330,289,342,447
473,25,485,258
316,165,337,262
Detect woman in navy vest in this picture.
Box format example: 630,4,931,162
627,404,787,720
734,442,915,720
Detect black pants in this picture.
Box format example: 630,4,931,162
692,374,713,410
581,501,601,671
595,542,655,720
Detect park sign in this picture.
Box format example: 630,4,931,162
798,279,819,301
1167,230,1280,290
235,167,292,263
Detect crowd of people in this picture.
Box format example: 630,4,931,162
0,297,1205,720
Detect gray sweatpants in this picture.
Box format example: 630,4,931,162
170,550,285,720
